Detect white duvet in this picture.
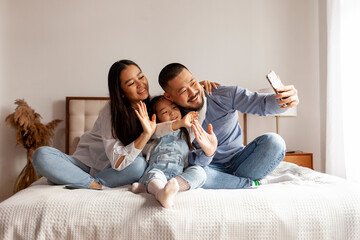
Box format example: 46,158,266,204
1,162,360,240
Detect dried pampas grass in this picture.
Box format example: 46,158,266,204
5,99,62,193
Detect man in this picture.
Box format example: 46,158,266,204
158,63,299,189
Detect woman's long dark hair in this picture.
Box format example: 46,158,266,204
108,60,150,146
149,96,193,150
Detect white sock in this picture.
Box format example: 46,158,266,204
147,179,166,195
131,182,146,193
253,174,301,186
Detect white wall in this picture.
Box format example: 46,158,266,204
0,0,323,202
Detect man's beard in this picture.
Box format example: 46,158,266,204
185,93,204,111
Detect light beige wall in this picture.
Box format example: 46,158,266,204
0,0,323,202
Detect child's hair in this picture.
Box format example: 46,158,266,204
149,96,194,150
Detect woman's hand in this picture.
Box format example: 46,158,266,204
192,120,217,157
134,101,156,137
181,111,199,128
199,80,220,95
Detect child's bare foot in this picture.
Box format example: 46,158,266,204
131,182,146,194
155,178,179,208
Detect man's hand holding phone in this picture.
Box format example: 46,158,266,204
266,70,299,109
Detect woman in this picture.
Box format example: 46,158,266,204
33,60,217,189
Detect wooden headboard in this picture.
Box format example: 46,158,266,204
65,97,247,154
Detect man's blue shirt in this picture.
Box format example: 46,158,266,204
188,85,285,166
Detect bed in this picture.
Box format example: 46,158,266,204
1,97,360,240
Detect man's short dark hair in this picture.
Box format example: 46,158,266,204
158,63,188,89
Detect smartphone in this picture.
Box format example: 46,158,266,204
266,70,284,94
266,70,287,107
64,185,102,190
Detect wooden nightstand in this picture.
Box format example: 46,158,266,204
283,153,313,169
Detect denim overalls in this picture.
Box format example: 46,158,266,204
139,130,206,189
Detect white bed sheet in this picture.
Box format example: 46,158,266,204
1,162,360,240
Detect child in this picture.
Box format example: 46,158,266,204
131,96,217,208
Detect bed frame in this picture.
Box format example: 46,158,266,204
65,97,110,154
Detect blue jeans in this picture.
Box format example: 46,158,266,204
33,146,148,188
202,133,286,189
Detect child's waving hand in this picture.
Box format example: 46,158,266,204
134,101,156,137
181,111,199,128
